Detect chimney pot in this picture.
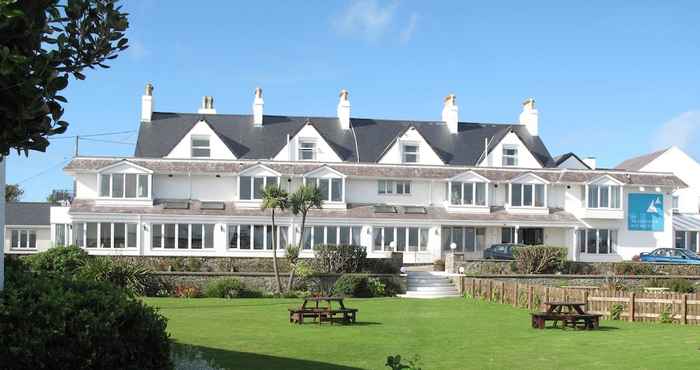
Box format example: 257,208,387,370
141,82,154,122
337,89,351,130
442,93,459,134
253,87,264,126
519,97,538,136
197,96,216,114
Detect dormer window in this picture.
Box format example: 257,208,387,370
299,141,316,161
503,145,518,166
306,177,343,202
99,173,150,199
191,135,211,158
510,183,545,207
402,144,419,163
586,183,621,209
449,181,487,206
239,176,279,200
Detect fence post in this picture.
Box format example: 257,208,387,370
583,291,589,312
488,280,493,301
500,282,505,304
461,276,465,295
682,294,688,325
527,285,534,310
478,279,482,299
629,292,636,322
471,278,476,298
544,287,550,306
512,282,518,308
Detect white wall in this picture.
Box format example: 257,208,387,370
273,124,342,162
479,132,542,168
557,156,589,169
345,178,433,205
75,173,98,199
640,147,700,214
152,175,236,201
165,120,236,160
378,128,444,165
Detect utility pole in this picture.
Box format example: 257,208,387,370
74,136,79,157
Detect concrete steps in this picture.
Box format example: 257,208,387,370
398,271,462,299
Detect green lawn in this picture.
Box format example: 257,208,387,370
146,297,700,370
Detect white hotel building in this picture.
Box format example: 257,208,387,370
45,85,685,263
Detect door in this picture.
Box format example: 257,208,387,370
519,228,544,245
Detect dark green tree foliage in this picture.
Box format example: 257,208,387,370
0,0,129,156
4,183,23,201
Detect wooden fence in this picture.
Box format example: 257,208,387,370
461,277,700,325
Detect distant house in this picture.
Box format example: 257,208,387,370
4,202,52,254
616,146,700,253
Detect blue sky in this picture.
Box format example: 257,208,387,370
7,0,700,201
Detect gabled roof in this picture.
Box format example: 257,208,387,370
615,148,670,171
6,202,51,226
135,112,554,166
553,152,591,169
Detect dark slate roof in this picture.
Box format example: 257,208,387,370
135,112,554,166
6,202,51,226
552,152,591,169
615,148,669,171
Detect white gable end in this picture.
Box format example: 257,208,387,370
273,124,342,162
557,156,589,170
165,120,236,159
479,131,541,168
378,127,444,165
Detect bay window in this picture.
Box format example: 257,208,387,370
10,229,37,249
373,226,429,252
449,181,487,206
510,183,546,207
587,184,621,209
99,173,150,199
239,176,279,200
151,223,214,249
305,177,344,202
73,222,138,249
577,229,617,254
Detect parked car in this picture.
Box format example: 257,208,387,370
483,244,525,260
639,248,700,264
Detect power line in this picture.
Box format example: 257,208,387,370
50,130,136,140
80,138,135,145
16,157,71,185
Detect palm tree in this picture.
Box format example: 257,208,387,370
287,184,323,292
261,184,288,294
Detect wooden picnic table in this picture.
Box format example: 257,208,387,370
531,301,601,330
289,296,358,325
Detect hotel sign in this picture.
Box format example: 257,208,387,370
628,193,664,232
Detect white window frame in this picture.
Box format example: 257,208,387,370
303,225,363,250
298,140,316,161
448,181,488,206
509,183,546,208
238,175,280,201
578,228,617,255
73,222,139,249
672,196,679,213
378,180,411,195
586,184,622,210
402,144,419,163
54,223,70,246
372,226,429,252
191,135,211,158
226,224,289,250
502,145,518,166
98,173,151,200
304,176,345,203
10,229,37,249
150,223,214,250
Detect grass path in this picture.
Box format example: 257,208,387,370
146,297,700,370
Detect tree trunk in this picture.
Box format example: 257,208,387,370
270,209,282,294
287,210,307,292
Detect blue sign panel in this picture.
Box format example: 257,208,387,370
628,193,664,231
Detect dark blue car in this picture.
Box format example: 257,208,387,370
483,244,525,260
639,248,700,264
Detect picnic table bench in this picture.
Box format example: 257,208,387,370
530,302,602,330
288,297,358,325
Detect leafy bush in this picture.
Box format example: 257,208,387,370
368,277,386,296
25,245,89,274
312,244,367,273
333,274,373,298
645,278,696,293
659,304,674,324
512,246,567,274
172,345,225,370
203,278,262,298
433,259,445,272
0,272,171,369
610,303,624,320
614,262,657,276
78,257,152,296
174,284,202,298
386,354,422,370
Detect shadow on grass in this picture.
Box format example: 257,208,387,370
539,325,620,331
174,343,365,370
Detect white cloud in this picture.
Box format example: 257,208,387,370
654,111,700,152
400,12,418,44
332,0,417,43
